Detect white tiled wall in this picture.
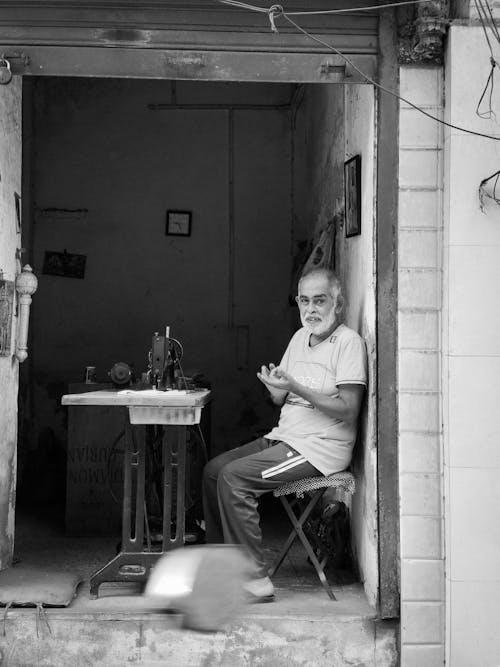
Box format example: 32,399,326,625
398,66,445,664
444,25,500,667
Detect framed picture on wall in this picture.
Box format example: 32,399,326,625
344,155,361,238
42,250,86,279
166,210,192,237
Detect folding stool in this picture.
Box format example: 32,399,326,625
268,471,356,600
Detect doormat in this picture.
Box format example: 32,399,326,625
0,565,82,637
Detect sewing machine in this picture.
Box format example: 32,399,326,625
147,327,183,391
63,327,213,596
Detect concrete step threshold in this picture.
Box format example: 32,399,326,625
0,582,398,667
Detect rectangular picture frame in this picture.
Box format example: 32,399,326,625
344,155,361,238
166,210,192,237
42,250,86,279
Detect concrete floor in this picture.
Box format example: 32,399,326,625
0,505,398,666
12,501,365,610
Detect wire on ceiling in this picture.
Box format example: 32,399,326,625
219,0,435,16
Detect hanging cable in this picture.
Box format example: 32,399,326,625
475,0,498,50
285,12,500,140
282,5,500,140
220,0,500,141
479,0,500,46
476,57,497,119
176,356,210,462
219,0,435,16
474,0,499,119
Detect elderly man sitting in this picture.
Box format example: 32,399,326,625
202,268,367,601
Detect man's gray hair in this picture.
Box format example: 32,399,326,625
298,267,345,318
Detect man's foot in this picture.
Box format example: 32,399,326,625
243,576,275,603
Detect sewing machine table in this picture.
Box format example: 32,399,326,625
61,389,211,598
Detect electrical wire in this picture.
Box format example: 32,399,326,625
476,58,497,119
473,0,500,203
474,0,499,119
177,355,209,462
249,4,500,141
475,0,497,53
477,0,500,46
219,0,500,140
219,0,434,16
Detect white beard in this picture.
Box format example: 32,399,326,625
301,308,338,339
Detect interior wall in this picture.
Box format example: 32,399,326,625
23,78,293,502
293,83,378,606
341,85,378,606
293,85,345,244
0,76,22,568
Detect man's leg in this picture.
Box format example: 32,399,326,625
202,437,269,543
217,441,320,578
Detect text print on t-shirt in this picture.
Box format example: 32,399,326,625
285,361,335,409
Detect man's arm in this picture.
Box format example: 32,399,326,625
258,367,364,423
293,382,364,423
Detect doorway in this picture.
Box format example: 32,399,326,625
14,74,379,607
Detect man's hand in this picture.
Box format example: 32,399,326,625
257,364,296,393
256,363,290,405
259,364,365,422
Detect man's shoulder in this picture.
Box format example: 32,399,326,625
289,327,308,344
333,323,364,344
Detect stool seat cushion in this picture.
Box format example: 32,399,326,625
272,471,356,498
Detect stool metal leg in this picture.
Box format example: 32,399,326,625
269,491,323,577
270,491,337,601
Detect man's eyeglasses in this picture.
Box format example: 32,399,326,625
295,295,331,308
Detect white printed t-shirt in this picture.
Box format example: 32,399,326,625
265,324,367,476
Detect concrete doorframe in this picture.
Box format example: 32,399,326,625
14,29,400,616
375,10,400,619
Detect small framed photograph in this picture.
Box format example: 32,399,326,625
42,250,86,279
344,155,361,238
166,210,192,237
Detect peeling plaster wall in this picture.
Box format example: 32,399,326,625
25,78,292,490
293,83,378,605
0,76,22,569
341,85,378,607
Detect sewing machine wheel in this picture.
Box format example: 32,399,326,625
169,337,183,363
109,361,133,386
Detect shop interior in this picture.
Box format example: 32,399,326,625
14,75,377,607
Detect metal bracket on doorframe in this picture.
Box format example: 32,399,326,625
319,61,346,79
0,52,30,67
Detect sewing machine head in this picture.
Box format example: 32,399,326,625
147,327,183,390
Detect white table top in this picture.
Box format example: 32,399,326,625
61,388,211,408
